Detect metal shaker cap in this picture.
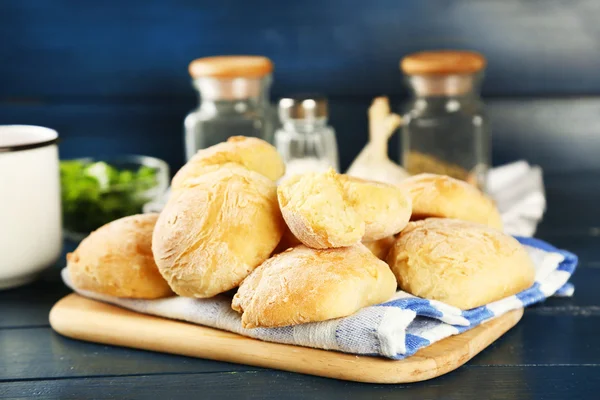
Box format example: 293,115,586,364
278,95,328,121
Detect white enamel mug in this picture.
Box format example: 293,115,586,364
0,125,62,289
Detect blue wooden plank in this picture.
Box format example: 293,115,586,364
471,313,600,366
0,329,257,382
1,367,599,399
2,98,600,173
488,99,600,172
0,102,188,171
0,272,69,329
1,0,600,98
538,172,600,234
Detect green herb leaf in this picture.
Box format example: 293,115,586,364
60,159,159,234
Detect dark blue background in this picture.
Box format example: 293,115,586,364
1,0,599,173
2,3,600,397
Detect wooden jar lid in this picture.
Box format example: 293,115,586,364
189,56,273,79
401,50,486,75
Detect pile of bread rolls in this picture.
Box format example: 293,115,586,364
67,136,535,329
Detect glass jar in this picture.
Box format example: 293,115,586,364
400,51,491,191
184,56,275,161
274,95,339,182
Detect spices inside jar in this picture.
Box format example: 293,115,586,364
400,50,491,192
405,151,481,187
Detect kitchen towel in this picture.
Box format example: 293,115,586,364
143,161,546,237
488,161,546,237
61,237,577,360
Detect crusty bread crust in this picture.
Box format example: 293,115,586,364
339,175,412,240
277,169,412,249
67,214,173,299
172,136,285,190
153,165,285,298
232,244,397,328
387,218,535,310
398,173,503,230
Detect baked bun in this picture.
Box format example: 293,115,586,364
277,169,412,249
172,136,285,190
362,236,396,260
232,244,397,328
387,218,535,310
66,214,172,299
397,173,503,230
153,165,285,298
339,175,412,240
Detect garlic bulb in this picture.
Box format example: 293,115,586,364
346,97,409,185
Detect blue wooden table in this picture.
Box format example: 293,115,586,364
2,1,600,398
0,172,598,399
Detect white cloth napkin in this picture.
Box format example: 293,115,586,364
487,161,546,237
61,237,577,359
144,160,546,237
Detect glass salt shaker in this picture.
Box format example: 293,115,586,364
400,50,491,191
184,56,275,161
275,95,339,182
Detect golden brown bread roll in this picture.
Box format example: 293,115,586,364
153,165,285,298
232,244,397,328
387,218,535,310
172,136,285,190
277,169,412,249
339,175,412,240
277,169,364,248
362,236,396,260
397,173,503,230
66,214,173,299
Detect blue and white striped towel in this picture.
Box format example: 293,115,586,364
61,237,577,359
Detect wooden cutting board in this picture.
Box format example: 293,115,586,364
50,294,523,384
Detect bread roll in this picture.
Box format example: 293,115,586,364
172,136,285,190
387,218,535,310
153,165,285,298
277,169,363,248
277,169,412,249
397,173,503,230
339,175,412,240
66,214,172,299
362,236,396,260
232,244,397,328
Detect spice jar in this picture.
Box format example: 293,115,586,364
184,56,274,161
274,95,339,182
400,50,491,191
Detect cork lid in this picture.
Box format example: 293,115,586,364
189,56,273,79
401,50,486,76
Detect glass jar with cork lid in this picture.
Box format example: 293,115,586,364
184,56,275,161
400,50,491,191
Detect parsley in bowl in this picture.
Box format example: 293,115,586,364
60,155,169,240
